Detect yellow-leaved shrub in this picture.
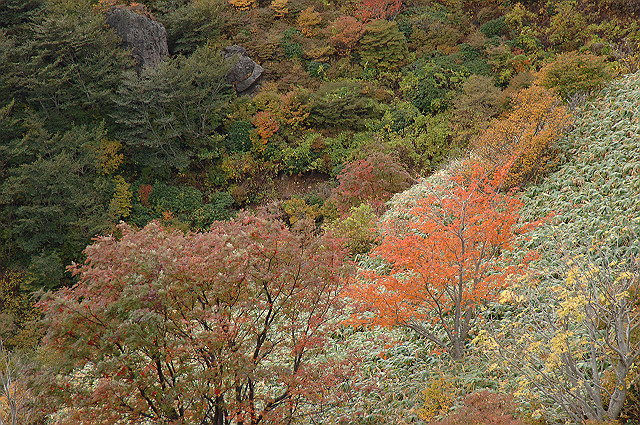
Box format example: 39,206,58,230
417,375,458,421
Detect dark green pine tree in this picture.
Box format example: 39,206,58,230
113,45,234,173
0,0,44,37
0,117,115,289
2,2,134,134
0,1,137,288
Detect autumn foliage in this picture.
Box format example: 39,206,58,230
229,0,256,11
331,152,415,215
350,162,539,359
473,83,572,188
328,15,365,55
430,391,527,425
37,213,354,424
296,7,322,37
251,110,279,149
354,0,402,22
269,0,288,18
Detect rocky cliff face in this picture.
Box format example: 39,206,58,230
106,7,169,69
223,45,264,96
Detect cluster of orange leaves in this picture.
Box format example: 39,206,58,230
280,90,310,130
248,88,312,152
349,161,542,358
250,110,279,149
138,184,153,206
473,82,572,188
0,381,31,424
354,0,402,22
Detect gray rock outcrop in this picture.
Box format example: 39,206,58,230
223,45,264,96
106,8,169,69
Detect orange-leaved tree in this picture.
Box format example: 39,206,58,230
350,162,539,360
473,83,572,189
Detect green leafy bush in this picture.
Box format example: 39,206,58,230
308,81,381,130
191,191,235,229
281,28,303,58
539,52,614,100
163,0,226,55
325,203,378,255
384,111,452,175
0,270,40,349
280,133,322,175
358,20,409,72
224,120,253,153
306,60,329,78
480,16,509,39
450,74,504,148
453,43,491,76
378,100,421,133
114,45,233,172
400,54,469,114
148,183,203,217
546,0,589,52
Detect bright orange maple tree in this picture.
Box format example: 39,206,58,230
351,162,540,360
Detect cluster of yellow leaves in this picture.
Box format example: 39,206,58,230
0,376,31,425
283,197,320,226
94,138,123,175
304,45,334,62
418,375,458,421
325,203,377,255
229,0,256,11
109,175,132,218
498,289,524,304
0,385,15,424
297,7,322,37
269,0,288,18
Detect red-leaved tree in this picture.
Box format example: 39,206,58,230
332,152,416,215
350,163,539,360
354,0,402,22
36,213,354,424
328,15,366,55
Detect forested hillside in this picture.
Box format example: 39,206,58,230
2,0,640,423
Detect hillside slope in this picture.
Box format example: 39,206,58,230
522,71,640,255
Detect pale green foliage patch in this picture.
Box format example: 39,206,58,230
521,72,640,257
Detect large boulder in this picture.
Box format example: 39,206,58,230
106,7,169,69
223,45,264,96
